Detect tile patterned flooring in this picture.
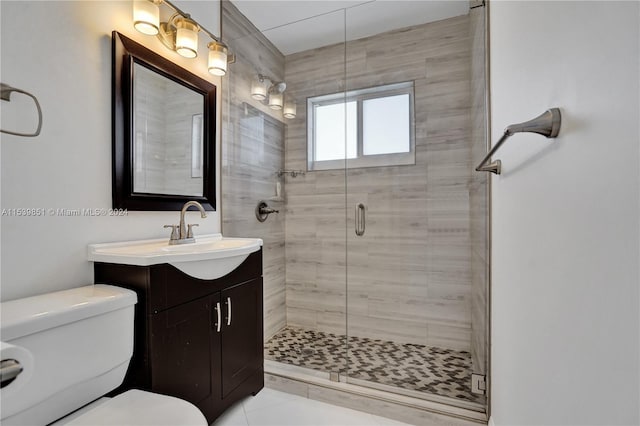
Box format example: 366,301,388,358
265,327,482,404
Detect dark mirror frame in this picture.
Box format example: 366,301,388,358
112,31,216,211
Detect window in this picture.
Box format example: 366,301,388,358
307,82,415,170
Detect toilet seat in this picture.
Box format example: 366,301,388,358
61,390,207,426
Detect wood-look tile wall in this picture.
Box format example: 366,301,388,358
133,68,166,194
284,15,475,350
221,2,287,340
164,83,204,196
469,6,489,376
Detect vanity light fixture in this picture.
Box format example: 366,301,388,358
268,92,283,110
174,16,199,58
133,0,160,35
207,41,228,76
250,75,268,101
132,0,235,73
250,74,295,118
158,13,199,58
283,99,297,119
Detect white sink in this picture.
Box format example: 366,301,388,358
159,238,254,253
88,234,263,280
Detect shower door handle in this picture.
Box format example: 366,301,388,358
355,203,365,236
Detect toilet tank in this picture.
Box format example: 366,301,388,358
0,285,137,426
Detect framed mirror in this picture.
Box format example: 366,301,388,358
112,31,216,210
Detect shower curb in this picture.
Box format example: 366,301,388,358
264,361,487,425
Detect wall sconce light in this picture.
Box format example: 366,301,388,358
283,99,297,119
251,74,295,118
133,0,235,74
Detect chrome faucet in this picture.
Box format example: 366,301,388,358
164,201,207,245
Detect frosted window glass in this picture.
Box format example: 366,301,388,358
363,94,410,155
314,101,357,161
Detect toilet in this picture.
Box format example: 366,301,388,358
0,284,207,426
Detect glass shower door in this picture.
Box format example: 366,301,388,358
221,0,489,414
344,1,489,410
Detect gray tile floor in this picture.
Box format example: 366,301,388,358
265,327,483,404
212,388,412,426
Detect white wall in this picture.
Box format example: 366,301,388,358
490,1,639,424
0,0,221,302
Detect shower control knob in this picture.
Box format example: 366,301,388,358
255,201,279,222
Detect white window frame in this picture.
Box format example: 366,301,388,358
307,81,415,171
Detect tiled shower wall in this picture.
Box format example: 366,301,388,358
133,69,166,195
134,74,202,196
468,6,489,376
284,15,474,350
221,2,287,340
164,83,204,197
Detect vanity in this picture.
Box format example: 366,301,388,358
89,234,264,423
105,29,264,423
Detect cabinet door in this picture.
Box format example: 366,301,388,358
150,294,220,404
220,278,263,397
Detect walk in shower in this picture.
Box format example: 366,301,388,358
221,0,489,421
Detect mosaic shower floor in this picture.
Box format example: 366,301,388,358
265,327,483,404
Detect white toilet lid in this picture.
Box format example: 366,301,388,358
64,390,208,426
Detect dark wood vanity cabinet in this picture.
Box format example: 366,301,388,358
94,250,264,423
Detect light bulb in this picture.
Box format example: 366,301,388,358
175,17,199,58
208,42,228,76
133,0,160,35
269,92,283,110
283,100,297,119
251,78,268,101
